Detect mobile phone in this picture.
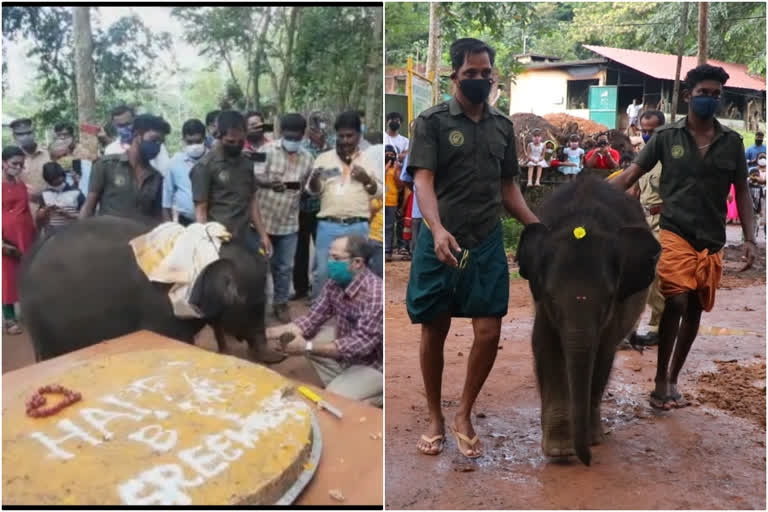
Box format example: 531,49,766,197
246,152,267,163
72,159,82,175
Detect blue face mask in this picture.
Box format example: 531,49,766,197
642,134,652,143
282,138,301,153
139,140,162,163
116,125,133,144
691,96,719,120
328,260,354,287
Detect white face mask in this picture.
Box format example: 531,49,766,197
282,138,301,153
186,143,206,159
759,158,767,167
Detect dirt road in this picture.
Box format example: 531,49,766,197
385,227,766,510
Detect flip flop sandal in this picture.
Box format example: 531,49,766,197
451,424,482,459
417,434,445,456
649,391,671,410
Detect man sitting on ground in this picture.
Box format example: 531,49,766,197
266,234,383,407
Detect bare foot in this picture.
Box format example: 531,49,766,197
452,414,482,458
416,416,445,455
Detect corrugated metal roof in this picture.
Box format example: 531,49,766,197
583,44,766,91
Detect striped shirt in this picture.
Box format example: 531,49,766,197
255,141,314,235
295,267,383,371
40,184,85,228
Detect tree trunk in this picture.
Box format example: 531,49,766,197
364,6,383,135
277,7,300,115
72,6,96,125
252,7,273,113
697,2,708,66
671,2,690,123
426,3,443,106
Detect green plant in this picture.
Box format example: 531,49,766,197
502,216,525,253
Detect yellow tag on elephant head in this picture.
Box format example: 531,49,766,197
573,226,587,239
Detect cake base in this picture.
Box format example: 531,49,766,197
2,348,317,505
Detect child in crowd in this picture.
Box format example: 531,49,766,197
384,145,402,262
560,135,584,181
37,162,85,237
2,146,37,335
525,129,546,187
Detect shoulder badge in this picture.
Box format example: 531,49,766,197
218,170,230,183
670,145,685,159
448,130,465,147
113,174,127,187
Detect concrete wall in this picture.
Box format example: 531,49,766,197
508,68,605,116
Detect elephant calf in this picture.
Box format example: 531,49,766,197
517,176,660,465
19,216,284,363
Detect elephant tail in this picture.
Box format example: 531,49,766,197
564,334,596,466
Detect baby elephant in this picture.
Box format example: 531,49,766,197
517,176,660,465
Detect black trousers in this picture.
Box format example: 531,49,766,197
293,209,318,296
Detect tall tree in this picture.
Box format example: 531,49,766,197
365,6,383,132
426,3,443,105
697,2,709,65
72,6,96,125
671,2,691,123
2,6,171,126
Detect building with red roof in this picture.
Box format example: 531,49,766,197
508,44,765,132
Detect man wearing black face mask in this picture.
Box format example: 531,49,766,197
406,38,538,459
384,112,409,162
10,118,51,205
191,110,272,257
81,114,169,221
613,64,755,411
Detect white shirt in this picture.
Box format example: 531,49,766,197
104,140,171,176
626,103,643,118
384,132,409,156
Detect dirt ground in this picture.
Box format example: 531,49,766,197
385,226,766,510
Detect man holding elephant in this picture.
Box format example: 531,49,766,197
612,64,756,410
407,38,538,458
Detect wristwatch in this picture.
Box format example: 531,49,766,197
305,341,313,353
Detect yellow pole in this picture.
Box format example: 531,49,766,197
407,56,414,126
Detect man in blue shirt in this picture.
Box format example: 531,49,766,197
163,119,208,225
745,130,765,169
399,153,423,253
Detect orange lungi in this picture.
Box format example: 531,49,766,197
657,229,723,312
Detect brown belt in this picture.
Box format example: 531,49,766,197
647,204,663,216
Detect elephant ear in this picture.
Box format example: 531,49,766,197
516,222,549,301
189,259,244,318
617,225,661,301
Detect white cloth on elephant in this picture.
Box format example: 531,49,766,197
129,222,232,318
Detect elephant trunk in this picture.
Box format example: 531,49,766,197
563,331,597,466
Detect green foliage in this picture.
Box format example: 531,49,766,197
291,6,379,113
387,2,766,79
2,6,171,127
502,216,525,253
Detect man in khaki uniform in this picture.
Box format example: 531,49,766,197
406,38,538,458
613,65,756,410
627,110,666,347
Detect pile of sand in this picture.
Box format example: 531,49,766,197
696,360,766,428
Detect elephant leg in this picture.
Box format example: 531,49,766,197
533,312,574,457
590,340,618,445
213,324,230,354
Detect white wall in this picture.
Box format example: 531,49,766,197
508,69,605,116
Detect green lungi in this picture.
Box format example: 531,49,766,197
406,222,509,324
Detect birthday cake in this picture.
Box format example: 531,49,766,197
2,348,315,505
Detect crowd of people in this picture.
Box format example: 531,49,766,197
2,105,383,407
